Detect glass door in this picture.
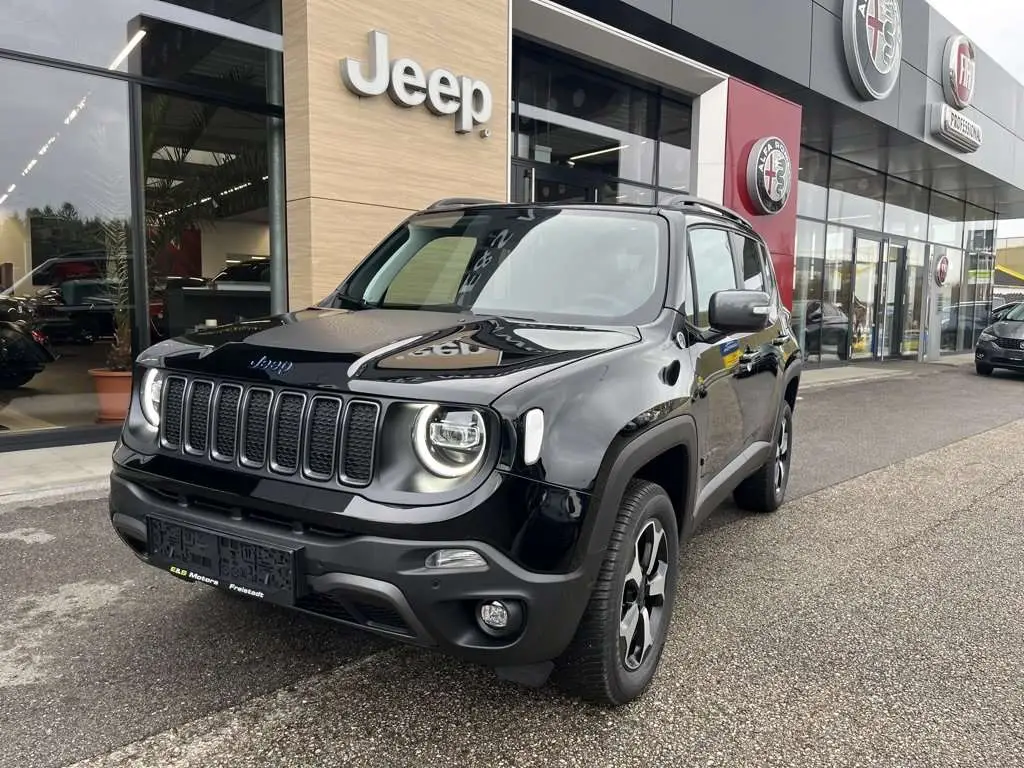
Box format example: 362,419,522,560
850,235,883,360
879,241,905,359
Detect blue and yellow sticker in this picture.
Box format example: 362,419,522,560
719,339,741,368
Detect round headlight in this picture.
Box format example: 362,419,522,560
140,368,165,427
412,405,487,478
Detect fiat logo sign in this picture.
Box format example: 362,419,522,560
934,254,950,287
943,35,977,110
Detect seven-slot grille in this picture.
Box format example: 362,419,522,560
160,376,379,486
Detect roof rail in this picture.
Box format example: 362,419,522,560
659,195,753,229
425,197,503,210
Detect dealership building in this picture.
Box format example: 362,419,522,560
2,0,1024,449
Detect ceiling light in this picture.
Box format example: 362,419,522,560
569,145,629,162
109,29,147,70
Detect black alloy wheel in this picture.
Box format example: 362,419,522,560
556,479,679,706
733,400,793,513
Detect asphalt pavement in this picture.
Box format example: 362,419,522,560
2,363,1023,768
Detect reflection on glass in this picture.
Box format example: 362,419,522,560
142,90,272,341
900,242,926,356
597,182,655,205
0,59,132,433
512,42,692,199
936,247,965,351
0,0,282,74
797,147,829,220
827,158,884,231
884,177,929,241
818,226,854,362
658,99,692,192
850,237,881,360
929,192,965,248
793,219,826,362
514,45,657,184
960,205,997,349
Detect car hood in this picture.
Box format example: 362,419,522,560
991,320,1024,340
146,307,641,405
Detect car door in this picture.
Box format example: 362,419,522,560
729,232,785,444
685,225,746,482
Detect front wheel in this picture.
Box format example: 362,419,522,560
555,479,679,706
0,372,35,389
733,401,793,513
976,362,994,376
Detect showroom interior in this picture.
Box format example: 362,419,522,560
1,0,1022,448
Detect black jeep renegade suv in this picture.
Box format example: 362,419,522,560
109,196,802,706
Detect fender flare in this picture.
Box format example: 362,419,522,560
575,414,700,575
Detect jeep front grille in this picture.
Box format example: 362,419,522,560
159,376,379,487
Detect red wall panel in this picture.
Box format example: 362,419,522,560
723,80,802,309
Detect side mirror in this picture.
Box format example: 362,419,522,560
708,289,772,333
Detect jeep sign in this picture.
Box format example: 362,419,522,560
341,30,493,134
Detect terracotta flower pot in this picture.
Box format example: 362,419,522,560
89,368,133,424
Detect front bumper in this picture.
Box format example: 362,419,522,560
109,469,594,667
975,342,1024,370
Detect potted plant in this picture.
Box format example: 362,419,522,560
88,221,133,422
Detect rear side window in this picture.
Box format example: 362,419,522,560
731,232,775,295
688,227,736,327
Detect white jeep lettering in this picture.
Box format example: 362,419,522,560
341,30,492,134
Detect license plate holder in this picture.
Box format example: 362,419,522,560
145,516,302,606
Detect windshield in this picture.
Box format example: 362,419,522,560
1004,303,1024,322
330,207,668,325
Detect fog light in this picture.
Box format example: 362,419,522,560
479,601,509,629
425,549,487,569
476,599,524,637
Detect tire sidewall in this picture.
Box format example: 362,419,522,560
772,401,794,506
605,487,679,702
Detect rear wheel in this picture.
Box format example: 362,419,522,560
976,362,994,376
733,401,793,513
555,479,679,706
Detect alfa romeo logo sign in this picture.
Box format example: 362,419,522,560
934,254,950,287
745,137,792,215
842,0,903,100
943,35,976,110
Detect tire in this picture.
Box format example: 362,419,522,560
836,333,850,361
733,401,793,514
976,362,994,376
555,479,679,706
0,373,35,389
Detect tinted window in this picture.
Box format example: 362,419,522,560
732,233,766,292
336,208,667,326
688,227,736,327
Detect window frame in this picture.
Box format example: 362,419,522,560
730,231,777,299
686,223,740,329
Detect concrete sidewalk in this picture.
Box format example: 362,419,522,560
0,441,114,505
0,354,978,503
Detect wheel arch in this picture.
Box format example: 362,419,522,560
578,414,699,574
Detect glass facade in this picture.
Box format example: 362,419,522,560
793,147,998,365
510,41,693,205
0,0,283,441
